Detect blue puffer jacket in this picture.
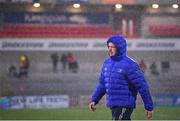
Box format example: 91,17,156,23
91,36,153,111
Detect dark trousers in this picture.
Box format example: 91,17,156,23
110,106,133,120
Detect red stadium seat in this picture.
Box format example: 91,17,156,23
0,24,138,38
149,25,180,37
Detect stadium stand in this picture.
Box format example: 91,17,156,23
0,24,133,38
0,74,14,96
149,25,180,37
0,0,180,108
1,51,180,97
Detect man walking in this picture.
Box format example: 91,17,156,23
89,35,153,120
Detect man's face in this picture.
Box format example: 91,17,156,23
108,42,116,56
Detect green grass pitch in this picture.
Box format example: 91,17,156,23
0,107,180,120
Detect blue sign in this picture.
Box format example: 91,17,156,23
6,0,33,3
0,97,10,109
4,12,109,25
56,0,89,4
154,95,180,107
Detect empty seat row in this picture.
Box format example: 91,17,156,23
149,25,180,37
0,24,137,38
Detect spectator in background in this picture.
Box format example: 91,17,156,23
161,61,170,73
67,52,78,73
19,55,30,78
8,64,17,77
51,53,59,72
60,53,67,73
89,35,153,120
150,62,159,76
139,59,147,73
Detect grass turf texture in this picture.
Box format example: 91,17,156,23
0,107,180,120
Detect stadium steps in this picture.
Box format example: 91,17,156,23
6,71,99,96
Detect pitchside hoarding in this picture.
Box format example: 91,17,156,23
0,38,179,51
0,95,69,109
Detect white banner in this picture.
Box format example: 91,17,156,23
10,96,25,109
10,95,69,109
0,38,180,51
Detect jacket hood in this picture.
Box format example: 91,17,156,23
107,35,127,61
